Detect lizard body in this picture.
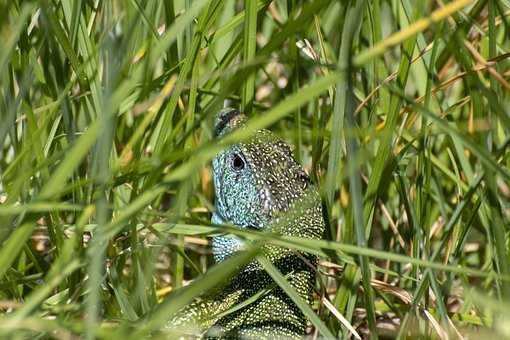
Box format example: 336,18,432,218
168,108,324,339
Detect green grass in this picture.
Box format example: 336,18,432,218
0,0,509,338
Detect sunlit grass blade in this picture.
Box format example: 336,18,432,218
130,245,261,337
258,255,335,339
353,0,473,66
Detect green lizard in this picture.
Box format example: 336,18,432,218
167,108,325,339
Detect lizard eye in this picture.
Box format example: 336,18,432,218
231,154,245,171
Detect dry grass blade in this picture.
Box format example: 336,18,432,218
354,0,474,66
322,297,361,340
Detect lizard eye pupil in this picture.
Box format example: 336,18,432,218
231,154,245,171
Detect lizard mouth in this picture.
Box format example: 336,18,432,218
245,225,259,231
211,210,260,231
211,210,228,226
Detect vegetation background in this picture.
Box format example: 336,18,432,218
0,0,509,338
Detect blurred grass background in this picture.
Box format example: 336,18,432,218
0,0,509,338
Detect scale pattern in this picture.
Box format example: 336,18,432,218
168,108,325,339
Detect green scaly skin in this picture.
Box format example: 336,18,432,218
167,108,324,339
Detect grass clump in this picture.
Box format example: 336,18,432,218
0,0,509,338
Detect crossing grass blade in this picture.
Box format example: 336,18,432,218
129,246,261,338
242,0,258,114
258,255,336,339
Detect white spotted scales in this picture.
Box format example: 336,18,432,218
167,108,325,339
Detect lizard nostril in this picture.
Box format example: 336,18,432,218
214,108,246,137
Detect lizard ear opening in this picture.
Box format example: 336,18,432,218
214,107,247,137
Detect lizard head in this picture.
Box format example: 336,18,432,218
211,108,318,263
